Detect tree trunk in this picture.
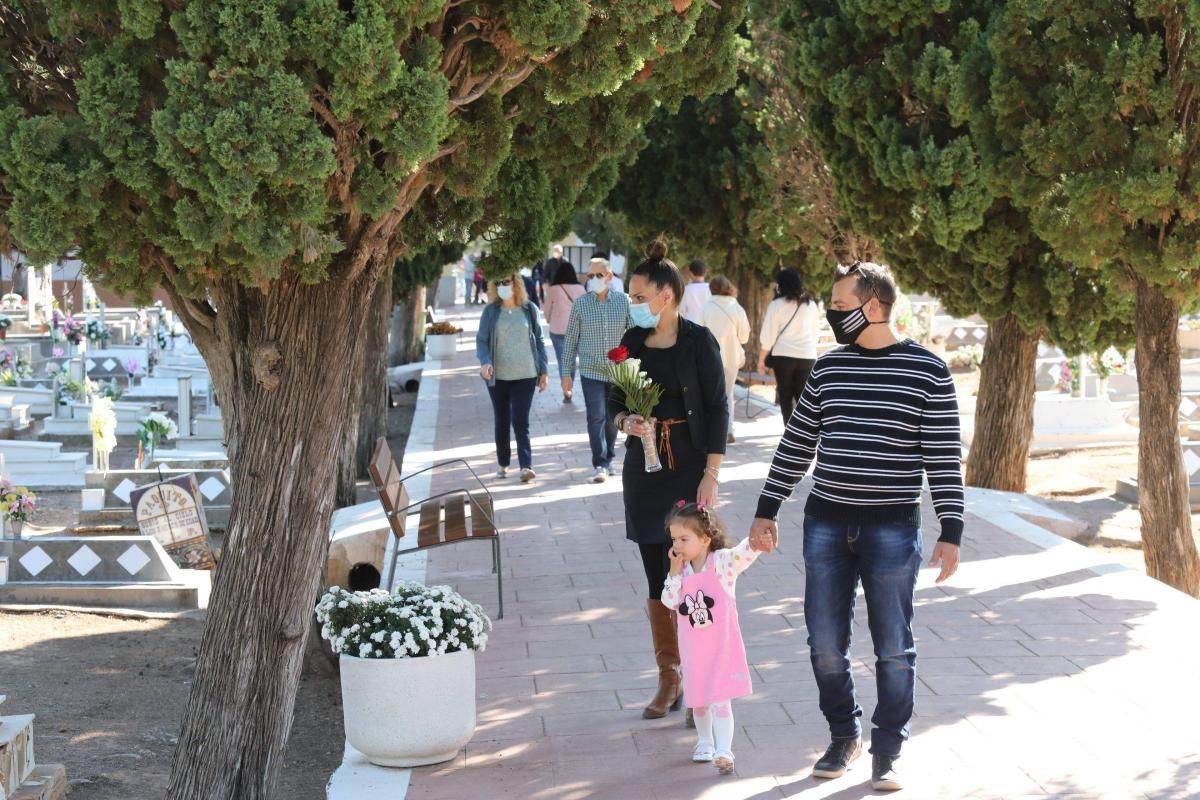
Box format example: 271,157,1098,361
964,313,1039,492
354,268,394,482
1134,278,1200,596
165,265,382,799
389,286,426,367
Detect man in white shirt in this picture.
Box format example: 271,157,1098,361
679,258,712,322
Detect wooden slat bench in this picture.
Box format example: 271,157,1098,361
735,369,776,420
367,437,504,618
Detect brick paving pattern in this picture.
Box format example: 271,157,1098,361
400,307,1200,799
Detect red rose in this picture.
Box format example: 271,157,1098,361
607,345,630,363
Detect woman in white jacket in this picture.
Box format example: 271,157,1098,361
698,276,750,443
757,268,820,423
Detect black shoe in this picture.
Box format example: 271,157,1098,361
812,737,861,779
870,754,902,791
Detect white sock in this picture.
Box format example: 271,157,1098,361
711,701,735,754
694,706,715,750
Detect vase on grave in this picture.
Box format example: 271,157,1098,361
7,519,22,539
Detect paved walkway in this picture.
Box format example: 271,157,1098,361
394,304,1200,799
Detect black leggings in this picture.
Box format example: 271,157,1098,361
773,356,816,423
638,543,673,600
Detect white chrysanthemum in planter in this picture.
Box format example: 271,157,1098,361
315,582,493,767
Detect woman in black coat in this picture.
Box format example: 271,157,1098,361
609,240,728,722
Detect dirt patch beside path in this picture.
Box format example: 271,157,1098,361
0,391,418,798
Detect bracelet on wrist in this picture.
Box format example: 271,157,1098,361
703,466,720,481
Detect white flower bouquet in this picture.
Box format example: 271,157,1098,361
315,582,492,660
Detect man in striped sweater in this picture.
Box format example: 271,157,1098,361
749,262,963,792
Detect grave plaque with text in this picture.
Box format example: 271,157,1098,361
130,474,215,569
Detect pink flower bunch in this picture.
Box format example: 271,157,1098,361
125,358,140,375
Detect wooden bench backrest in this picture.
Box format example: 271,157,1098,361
368,436,498,546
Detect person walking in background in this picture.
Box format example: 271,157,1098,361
519,267,540,308
609,270,625,294
699,276,750,443
542,261,586,403
758,268,820,422
561,257,631,483
749,261,963,792
679,258,712,323
611,240,728,724
472,265,486,304
476,273,549,482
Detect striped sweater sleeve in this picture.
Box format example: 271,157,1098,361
922,364,965,545
754,368,822,520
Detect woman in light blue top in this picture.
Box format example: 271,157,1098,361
476,272,549,482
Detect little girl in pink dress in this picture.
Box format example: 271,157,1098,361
661,501,766,774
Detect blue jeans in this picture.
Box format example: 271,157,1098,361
581,377,617,469
486,378,536,469
550,333,576,380
803,515,923,757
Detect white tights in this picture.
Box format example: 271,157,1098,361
694,701,735,754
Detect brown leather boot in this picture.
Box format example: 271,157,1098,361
643,599,683,719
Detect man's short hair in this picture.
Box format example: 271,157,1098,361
833,261,896,315
687,258,707,278
552,244,563,256
589,257,610,272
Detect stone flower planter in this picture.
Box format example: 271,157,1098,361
340,648,476,767
425,333,458,360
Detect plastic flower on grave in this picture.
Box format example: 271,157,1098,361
0,350,13,370
125,358,140,375
51,346,63,358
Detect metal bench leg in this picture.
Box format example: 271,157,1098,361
494,538,504,620
385,538,399,592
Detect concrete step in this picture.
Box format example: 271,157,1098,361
0,444,89,488
11,764,67,800
0,579,209,611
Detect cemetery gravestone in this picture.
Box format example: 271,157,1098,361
129,474,216,569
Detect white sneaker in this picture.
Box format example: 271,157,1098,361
520,468,536,482
495,467,508,478
591,466,607,483
713,751,735,775
692,742,715,763
606,465,617,477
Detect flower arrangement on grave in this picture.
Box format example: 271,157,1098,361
89,397,118,472
946,343,984,372
0,314,12,330
57,377,96,404
99,380,124,400
135,411,178,467
0,480,37,538
315,583,492,659
125,358,141,376
53,312,85,345
1093,347,1127,379
426,321,463,336
45,361,61,377
86,319,111,344
1057,358,1079,394
603,345,665,472
0,293,23,311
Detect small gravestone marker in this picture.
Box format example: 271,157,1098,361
130,474,215,569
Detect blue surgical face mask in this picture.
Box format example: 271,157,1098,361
497,285,513,301
629,294,662,328
587,277,607,293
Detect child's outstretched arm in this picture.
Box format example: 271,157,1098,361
715,538,760,581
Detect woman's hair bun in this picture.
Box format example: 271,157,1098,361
645,239,668,262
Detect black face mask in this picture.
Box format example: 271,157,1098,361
826,303,874,345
